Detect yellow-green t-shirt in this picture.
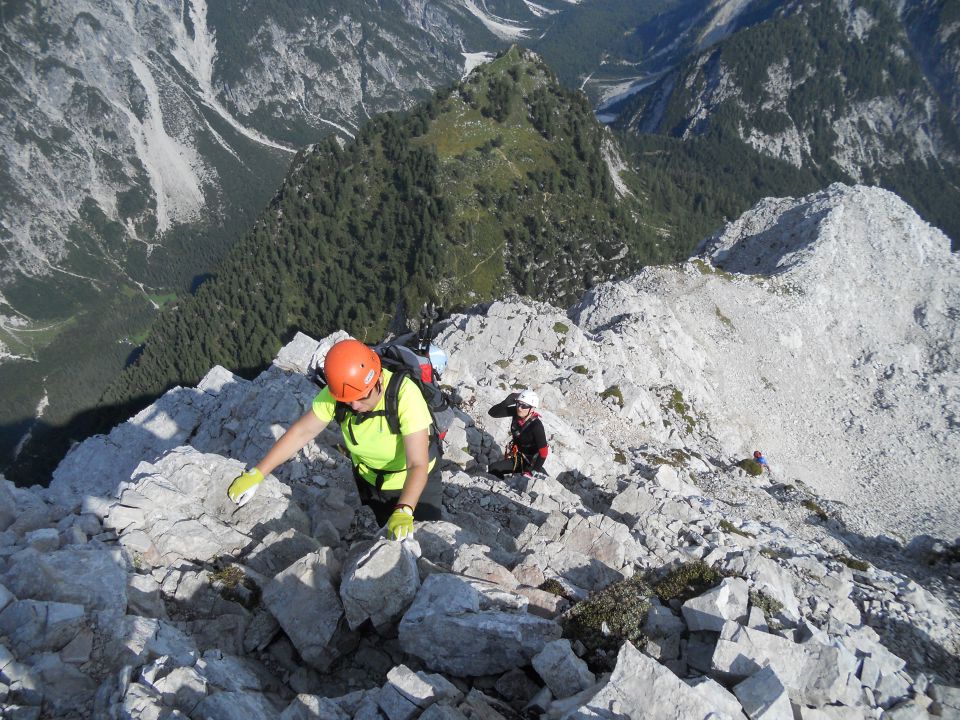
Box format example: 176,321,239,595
312,368,434,489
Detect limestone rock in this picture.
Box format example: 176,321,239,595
566,641,725,718
263,551,355,670
0,600,86,656
711,623,857,707
733,665,794,720
399,573,562,676
531,639,596,699
377,664,463,720
682,577,750,632
2,545,128,620
340,539,421,632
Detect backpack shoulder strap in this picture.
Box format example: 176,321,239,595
382,368,408,435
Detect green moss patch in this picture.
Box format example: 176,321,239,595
209,565,260,609
714,306,734,328
749,589,784,624
563,575,651,671
737,458,764,476
664,387,697,433
719,519,756,539
553,321,570,334
801,499,829,521
600,385,624,408
494,359,511,368
652,561,722,604
539,578,569,597
834,555,870,572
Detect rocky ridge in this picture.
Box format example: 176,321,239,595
1,184,959,718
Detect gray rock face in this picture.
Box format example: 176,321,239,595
2,546,128,621
340,539,421,632
103,447,310,565
0,600,86,657
399,573,562,676
263,551,354,671
566,641,724,719
377,664,463,720
682,577,750,632
531,639,596,699
711,624,857,707
733,665,794,720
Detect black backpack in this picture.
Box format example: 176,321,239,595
309,341,454,460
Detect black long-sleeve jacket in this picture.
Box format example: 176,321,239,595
488,392,549,473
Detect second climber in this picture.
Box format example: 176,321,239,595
486,389,549,478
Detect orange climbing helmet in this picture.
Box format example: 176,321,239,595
323,339,381,402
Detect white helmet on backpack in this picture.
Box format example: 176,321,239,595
428,344,448,376
517,389,539,408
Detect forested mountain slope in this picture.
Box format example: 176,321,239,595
8,47,822,483
614,0,960,247
0,0,721,478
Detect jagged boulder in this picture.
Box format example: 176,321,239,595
1,544,128,621
399,573,562,675
733,665,793,720
682,577,750,632
340,538,421,632
377,664,464,719
711,622,859,707
0,600,87,657
263,550,356,671
531,639,596,699
101,447,310,565
564,641,724,719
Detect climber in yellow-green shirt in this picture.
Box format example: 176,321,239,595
226,339,442,540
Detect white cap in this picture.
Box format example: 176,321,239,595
517,389,539,408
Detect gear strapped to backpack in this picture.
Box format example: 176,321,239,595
309,341,454,464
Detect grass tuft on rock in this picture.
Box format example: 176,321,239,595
209,564,260,609
801,499,829,521
539,578,569,597
600,385,624,408
562,575,651,671
749,589,784,624
835,555,870,572
737,458,764,476
652,561,722,604
719,519,756,539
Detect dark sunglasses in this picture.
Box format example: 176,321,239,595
517,402,532,410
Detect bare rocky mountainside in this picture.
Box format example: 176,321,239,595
0,184,957,718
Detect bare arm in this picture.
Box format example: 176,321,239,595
397,428,430,510
254,409,330,477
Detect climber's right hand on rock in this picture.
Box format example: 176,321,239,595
228,468,264,506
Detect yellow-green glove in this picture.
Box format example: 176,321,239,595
387,504,414,540
228,467,264,506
